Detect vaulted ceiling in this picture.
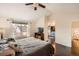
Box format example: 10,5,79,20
0,3,50,21
0,3,79,21
44,3,79,21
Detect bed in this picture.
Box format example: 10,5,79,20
15,37,54,56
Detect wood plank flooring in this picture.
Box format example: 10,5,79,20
53,43,72,56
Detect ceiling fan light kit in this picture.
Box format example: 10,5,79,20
25,3,46,11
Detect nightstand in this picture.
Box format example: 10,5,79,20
72,39,79,55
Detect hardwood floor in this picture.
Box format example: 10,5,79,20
53,43,72,56
49,38,73,56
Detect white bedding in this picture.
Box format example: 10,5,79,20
15,37,50,55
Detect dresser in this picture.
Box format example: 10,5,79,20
34,32,44,40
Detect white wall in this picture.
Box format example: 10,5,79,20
56,18,71,47
46,3,79,47
49,13,79,47
49,14,72,47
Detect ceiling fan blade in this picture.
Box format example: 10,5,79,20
34,7,37,10
25,3,33,5
38,3,46,8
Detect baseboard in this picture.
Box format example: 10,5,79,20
55,42,71,48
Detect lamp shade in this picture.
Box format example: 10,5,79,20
48,20,55,26
73,28,79,39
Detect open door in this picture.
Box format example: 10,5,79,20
48,20,55,44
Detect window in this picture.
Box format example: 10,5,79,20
12,23,29,38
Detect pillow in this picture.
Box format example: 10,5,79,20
0,45,3,50
15,36,27,39
6,38,23,53
0,43,9,51
0,40,7,44
9,43,23,53
7,38,15,43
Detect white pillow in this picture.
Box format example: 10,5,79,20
0,40,7,44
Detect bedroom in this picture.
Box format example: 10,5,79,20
0,3,79,56
0,3,55,56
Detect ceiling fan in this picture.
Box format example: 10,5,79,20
25,3,46,10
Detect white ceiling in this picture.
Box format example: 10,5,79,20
44,3,79,21
0,3,79,21
0,3,50,21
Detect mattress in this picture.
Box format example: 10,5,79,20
15,37,54,56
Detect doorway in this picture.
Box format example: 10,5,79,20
48,20,55,44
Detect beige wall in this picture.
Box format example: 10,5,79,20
30,21,37,37
36,17,45,28
0,17,13,39
35,16,49,41
44,16,50,41
30,16,45,38
30,16,51,41
72,21,79,28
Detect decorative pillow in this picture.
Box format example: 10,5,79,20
9,43,23,53
7,38,15,43
4,38,23,53
8,40,23,53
